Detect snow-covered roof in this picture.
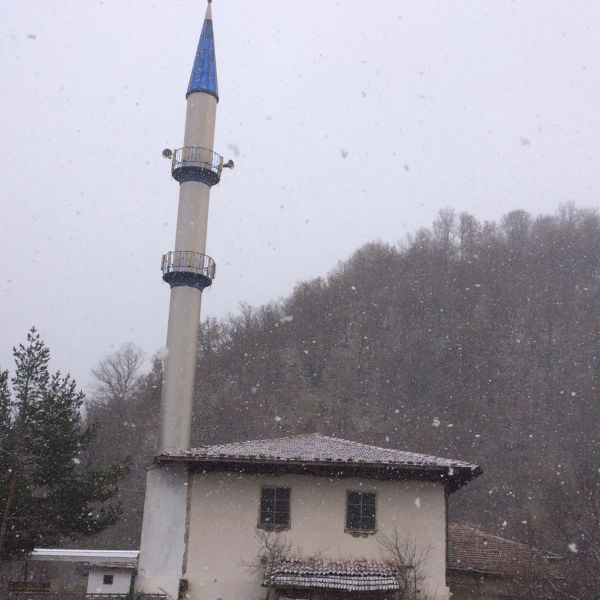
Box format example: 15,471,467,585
447,524,560,576
158,433,481,491
160,433,475,468
264,559,399,592
29,549,138,567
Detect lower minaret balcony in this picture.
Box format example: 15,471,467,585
171,146,223,186
161,250,215,291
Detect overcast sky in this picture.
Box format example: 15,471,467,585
2,0,600,390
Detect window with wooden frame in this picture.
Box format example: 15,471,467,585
259,486,290,529
346,491,376,532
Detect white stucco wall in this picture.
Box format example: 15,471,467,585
86,567,133,594
185,471,449,600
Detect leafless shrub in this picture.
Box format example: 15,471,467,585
244,530,294,600
377,529,436,600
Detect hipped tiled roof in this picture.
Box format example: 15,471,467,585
159,433,479,471
264,559,399,592
448,524,560,576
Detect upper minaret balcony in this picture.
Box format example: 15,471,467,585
171,146,223,186
161,250,215,291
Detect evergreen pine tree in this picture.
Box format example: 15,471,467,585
0,328,128,562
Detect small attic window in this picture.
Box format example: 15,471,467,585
103,574,114,585
259,487,290,529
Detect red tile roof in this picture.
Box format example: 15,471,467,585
264,559,399,592
448,524,559,576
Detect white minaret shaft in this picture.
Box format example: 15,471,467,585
136,3,221,597
160,0,218,453
159,87,217,452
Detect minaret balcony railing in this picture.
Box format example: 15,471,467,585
171,146,223,186
161,250,216,291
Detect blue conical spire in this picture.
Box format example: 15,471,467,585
186,1,218,101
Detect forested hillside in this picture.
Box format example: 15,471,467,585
87,205,600,592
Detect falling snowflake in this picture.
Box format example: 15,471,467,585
432,417,441,427
568,543,578,553
414,497,421,509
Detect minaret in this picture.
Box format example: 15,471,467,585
136,2,227,596
159,0,220,455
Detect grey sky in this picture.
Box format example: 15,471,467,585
2,0,599,389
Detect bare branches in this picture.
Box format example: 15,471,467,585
90,343,144,405
244,530,294,600
255,528,293,571
377,529,435,600
556,468,600,597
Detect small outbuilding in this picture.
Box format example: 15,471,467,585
20,548,138,596
447,524,562,599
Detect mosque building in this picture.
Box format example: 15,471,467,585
135,4,482,600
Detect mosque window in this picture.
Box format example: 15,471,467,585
346,491,376,533
259,487,290,529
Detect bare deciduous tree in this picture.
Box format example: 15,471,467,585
552,468,600,599
246,530,294,600
377,529,436,600
90,343,144,405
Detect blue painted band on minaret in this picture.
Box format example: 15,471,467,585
187,14,218,100
172,164,220,186
163,271,213,291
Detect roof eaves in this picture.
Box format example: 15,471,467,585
155,454,482,492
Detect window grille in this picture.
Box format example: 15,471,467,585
346,491,376,532
260,487,290,529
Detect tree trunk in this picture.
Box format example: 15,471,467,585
0,460,19,563
0,408,26,563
